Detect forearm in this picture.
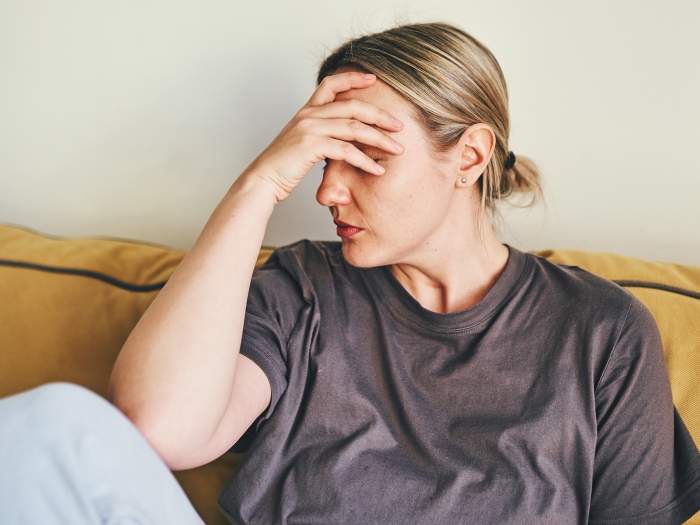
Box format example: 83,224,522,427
108,171,276,454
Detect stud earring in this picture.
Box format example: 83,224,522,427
461,178,467,183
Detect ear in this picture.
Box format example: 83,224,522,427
455,123,496,188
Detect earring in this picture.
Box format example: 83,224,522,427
461,178,467,183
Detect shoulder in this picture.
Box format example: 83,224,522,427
251,240,344,303
264,240,342,270
524,250,636,320
522,250,662,388
259,240,343,282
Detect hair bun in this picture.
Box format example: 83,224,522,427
504,151,516,170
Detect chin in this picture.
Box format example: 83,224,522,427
340,239,391,268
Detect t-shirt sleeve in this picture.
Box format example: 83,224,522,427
589,295,700,524
229,250,306,453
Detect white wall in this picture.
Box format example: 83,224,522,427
1,0,698,264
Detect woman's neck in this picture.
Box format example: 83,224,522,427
388,213,509,314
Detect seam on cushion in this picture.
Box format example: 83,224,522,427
593,294,633,396
613,280,700,300
0,259,167,292
588,473,700,524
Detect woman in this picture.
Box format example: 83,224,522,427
2,22,700,525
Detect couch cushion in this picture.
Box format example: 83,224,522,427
0,224,186,398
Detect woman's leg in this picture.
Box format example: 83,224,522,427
0,383,205,525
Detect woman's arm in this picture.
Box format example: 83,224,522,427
108,71,404,470
108,174,276,470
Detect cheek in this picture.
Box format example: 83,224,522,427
365,170,448,241
343,175,450,267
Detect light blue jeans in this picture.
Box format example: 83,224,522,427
0,383,206,525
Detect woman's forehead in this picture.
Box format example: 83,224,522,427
334,78,412,118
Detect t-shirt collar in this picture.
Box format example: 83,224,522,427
362,245,531,333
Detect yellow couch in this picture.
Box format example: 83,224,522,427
1,223,698,524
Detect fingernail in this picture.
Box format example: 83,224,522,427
363,73,375,79
393,141,404,152
375,164,385,174
391,118,403,128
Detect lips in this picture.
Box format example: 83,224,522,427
334,219,361,229
334,218,363,239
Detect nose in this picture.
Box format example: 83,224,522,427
316,159,353,207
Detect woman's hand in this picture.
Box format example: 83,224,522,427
246,71,405,203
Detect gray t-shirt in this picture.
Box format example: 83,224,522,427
218,241,700,525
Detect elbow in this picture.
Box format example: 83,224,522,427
117,403,191,470
135,421,189,470
107,383,186,469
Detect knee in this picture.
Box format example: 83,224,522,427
5,382,124,441
25,382,107,417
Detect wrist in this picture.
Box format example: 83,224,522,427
241,155,296,204
204,172,278,230
230,170,281,210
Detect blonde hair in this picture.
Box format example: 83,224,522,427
317,22,542,217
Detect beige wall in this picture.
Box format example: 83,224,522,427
1,0,698,264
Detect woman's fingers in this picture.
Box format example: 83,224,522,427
310,98,403,133
307,71,377,107
246,71,405,202
324,138,385,175
304,71,405,174
312,118,404,157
